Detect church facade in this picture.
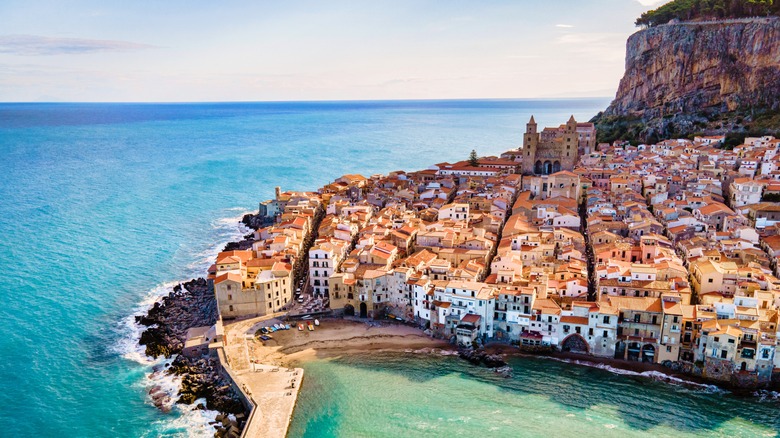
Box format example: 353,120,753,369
521,115,589,175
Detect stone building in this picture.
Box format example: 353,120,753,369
521,115,588,175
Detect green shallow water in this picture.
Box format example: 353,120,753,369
289,352,780,438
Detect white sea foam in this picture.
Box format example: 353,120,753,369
114,209,250,437
753,390,780,402
544,356,726,393
113,280,181,364
186,212,250,275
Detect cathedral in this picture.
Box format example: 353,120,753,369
520,115,594,175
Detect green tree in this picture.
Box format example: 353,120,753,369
468,149,479,167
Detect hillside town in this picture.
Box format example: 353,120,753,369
209,116,780,388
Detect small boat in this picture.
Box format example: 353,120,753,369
314,319,320,326
307,323,314,331
298,323,304,331
285,324,291,330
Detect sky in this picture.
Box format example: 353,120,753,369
0,0,668,102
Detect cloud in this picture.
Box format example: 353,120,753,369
0,35,156,56
635,0,667,6
554,32,626,63
555,24,575,28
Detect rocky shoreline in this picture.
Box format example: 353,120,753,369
135,278,248,434
476,344,780,395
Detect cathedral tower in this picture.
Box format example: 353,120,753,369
521,115,539,174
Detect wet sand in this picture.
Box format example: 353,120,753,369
244,318,450,367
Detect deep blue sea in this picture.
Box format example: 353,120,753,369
3,99,775,438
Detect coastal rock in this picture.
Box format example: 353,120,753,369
135,275,248,434
458,349,507,368
494,366,514,378
241,212,274,230
137,278,216,359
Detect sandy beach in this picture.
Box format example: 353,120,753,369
219,317,449,438
238,318,451,367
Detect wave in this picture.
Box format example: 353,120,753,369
753,390,780,402
402,348,460,356
113,208,250,437
544,356,726,394
186,212,250,274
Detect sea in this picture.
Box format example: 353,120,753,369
1,99,778,438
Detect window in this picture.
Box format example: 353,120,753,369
708,278,713,283
721,349,728,359
603,316,610,324
228,294,232,300
603,330,608,338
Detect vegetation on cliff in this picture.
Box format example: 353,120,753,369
637,0,780,27
592,108,780,145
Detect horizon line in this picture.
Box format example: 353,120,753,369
0,96,613,105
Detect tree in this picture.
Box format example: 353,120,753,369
468,149,479,167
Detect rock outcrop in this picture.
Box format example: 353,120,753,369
595,17,780,143
136,278,247,432
137,278,216,358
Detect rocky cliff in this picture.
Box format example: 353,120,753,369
595,17,780,143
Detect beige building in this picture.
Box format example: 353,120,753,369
521,115,584,175
214,260,293,319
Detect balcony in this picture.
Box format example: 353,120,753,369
618,334,658,344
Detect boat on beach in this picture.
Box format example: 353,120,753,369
298,323,304,331
314,319,320,326
307,322,314,331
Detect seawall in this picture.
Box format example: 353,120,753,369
216,318,304,438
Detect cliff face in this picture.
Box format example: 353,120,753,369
597,17,780,142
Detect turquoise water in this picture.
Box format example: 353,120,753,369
290,353,780,438
0,100,610,437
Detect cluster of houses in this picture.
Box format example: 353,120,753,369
211,117,780,386
208,189,323,318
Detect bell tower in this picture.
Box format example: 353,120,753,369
566,115,577,133
522,115,539,174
